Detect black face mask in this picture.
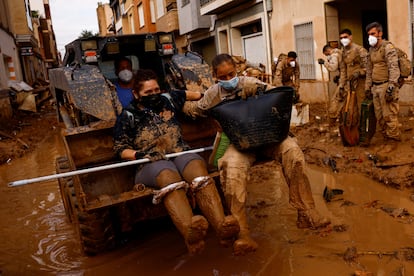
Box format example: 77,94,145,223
140,94,163,111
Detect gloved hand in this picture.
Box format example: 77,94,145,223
338,87,346,101
318,58,325,65
144,151,166,162
333,75,340,84
240,79,258,100
364,89,373,100
385,84,395,102
350,71,360,82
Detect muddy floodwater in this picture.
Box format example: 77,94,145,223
1,132,414,275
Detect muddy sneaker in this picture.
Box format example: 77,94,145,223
217,215,240,247
233,231,258,256
297,209,331,230
186,215,208,255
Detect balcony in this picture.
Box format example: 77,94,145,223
200,0,250,15
156,9,179,33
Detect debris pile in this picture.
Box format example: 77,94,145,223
231,55,272,84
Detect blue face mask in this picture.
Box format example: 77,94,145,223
218,76,239,90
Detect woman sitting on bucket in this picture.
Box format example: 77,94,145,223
113,69,240,255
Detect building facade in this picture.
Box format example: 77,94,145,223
267,0,413,103
177,0,215,65
0,0,58,88
97,2,115,36
0,0,22,89
181,0,413,103
200,0,273,73
133,0,156,34
154,0,186,52
106,0,157,35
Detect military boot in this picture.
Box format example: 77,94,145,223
182,159,240,247
156,169,208,255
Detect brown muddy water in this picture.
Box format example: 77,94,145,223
1,132,414,275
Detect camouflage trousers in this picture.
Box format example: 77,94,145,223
328,86,344,121
217,136,316,213
371,83,401,139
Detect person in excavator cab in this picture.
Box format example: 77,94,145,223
183,53,331,256
113,69,240,255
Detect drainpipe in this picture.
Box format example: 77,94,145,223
262,0,272,74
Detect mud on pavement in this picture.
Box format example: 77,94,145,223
294,103,414,190
0,100,58,164
2,102,414,275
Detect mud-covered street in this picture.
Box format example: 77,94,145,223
1,105,414,275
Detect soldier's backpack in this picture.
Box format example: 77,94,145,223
396,47,412,78
382,42,412,78
272,53,287,72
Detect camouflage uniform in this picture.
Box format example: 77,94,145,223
273,58,300,92
184,76,328,252
324,48,343,122
339,43,368,122
365,40,401,140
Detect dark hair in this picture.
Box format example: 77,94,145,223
114,56,132,71
365,21,383,33
287,51,297,59
211,53,236,75
133,69,158,92
322,44,332,53
339,28,352,36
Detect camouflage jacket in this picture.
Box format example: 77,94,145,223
113,90,190,159
183,76,271,118
273,59,300,90
324,48,342,73
365,40,400,90
339,43,368,87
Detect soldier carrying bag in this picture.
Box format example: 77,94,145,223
210,86,293,151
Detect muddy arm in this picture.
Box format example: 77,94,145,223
185,91,202,101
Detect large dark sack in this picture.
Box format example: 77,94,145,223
210,86,293,150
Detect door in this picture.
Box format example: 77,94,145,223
243,34,266,67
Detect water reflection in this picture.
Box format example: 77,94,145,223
0,132,85,274
1,132,414,275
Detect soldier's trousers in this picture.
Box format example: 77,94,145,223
217,136,316,214
371,83,401,139
328,86,344,121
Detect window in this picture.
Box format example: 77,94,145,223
294,22,315,79
150,0,156,23
120,2,125,15
182,0,190,7
138,4,145,28
156,0,164,18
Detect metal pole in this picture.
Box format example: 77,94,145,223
263,0,272,75
8,146,213,187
